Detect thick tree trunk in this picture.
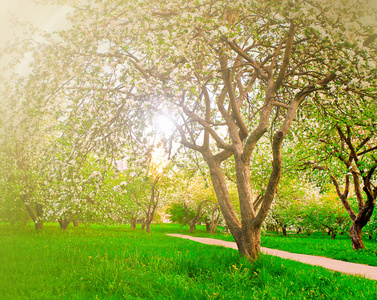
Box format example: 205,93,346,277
205,222,210,232
233,226,261,260
350,223,364,250
58,218,71,230
206,160,263,260
72,220,79,227
331,231,336,239
189,224,196,233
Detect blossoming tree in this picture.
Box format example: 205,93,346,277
4,0,377,259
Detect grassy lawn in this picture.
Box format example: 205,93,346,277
162,224,377,267
1,223,376,299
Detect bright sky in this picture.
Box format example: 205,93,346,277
0,0,70,47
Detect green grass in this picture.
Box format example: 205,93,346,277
161,224,377,267
260,232,377,266
1,224,376,299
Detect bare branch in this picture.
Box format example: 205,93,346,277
272,21,295,92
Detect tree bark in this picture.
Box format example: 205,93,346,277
233,226,261,261
210,205,220,235
282,225,287,237
350,223,364,250
130,218,137,229
25,203,44,231
146,221,151,234
58,218,71,230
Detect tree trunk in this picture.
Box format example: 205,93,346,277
189,224,196,233
35,220,43,231
58,218,71,230
72,220,79,227
350,223,364,250
331,230,336,239
25,202,44,231
233,226,261,260
205,221,210,232
207,161,262,261
130,218,137,229
296,227,301,234
146,221,151,234
282,225,287,237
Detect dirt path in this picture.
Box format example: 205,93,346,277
167,234,377,281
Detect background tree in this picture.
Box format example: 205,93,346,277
295,106,377,249
3,0,376,260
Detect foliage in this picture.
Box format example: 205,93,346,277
1,0,377,259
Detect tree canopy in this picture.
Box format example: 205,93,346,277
1,0,376,259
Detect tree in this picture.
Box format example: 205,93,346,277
168,173,218,233
5,0,377,259
297,119,377,249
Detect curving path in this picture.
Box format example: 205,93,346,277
167,234,377,281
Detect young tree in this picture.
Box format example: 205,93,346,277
298,120,377,249
168,173,218,233
6,0,377,259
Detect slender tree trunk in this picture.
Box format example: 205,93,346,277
25,203,44,231
130,218,137,229
205,221,210,232
350,223,364,250
282,225,287,237
35,220,43,231
210,207,220,235
189,224,196,233
146,221,151,234
72,219,79,227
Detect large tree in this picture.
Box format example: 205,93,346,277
5,0,377,259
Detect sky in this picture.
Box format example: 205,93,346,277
0,0,70,48
1,0,377,47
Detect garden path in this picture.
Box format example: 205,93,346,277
167,234,377,281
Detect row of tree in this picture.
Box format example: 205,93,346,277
0,0,376,261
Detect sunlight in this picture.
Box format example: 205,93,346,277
150,144,168,177
154,114,176,136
